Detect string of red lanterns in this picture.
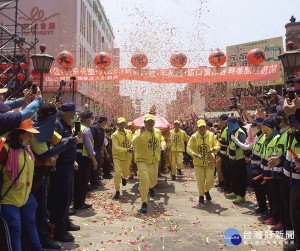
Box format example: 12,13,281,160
53,48,267,70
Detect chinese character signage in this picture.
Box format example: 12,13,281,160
44,63,280,88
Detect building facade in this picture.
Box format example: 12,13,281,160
2,0,135,120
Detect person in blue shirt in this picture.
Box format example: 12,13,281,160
0,87,42,136
90,116,107,187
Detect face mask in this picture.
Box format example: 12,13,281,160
71,115,77,123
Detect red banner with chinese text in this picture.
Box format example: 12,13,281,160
44,63,280,88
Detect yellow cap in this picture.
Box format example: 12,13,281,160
127,121,132,126
197,119,206,127
117,117,126,124
174,120,180,124
144,114,155,121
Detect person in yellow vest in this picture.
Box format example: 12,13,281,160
170,120,190,180
111,117,133,199
132,114,166,213
187,119,220,204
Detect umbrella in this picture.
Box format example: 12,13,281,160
132,105,170,130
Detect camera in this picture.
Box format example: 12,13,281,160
262,94,271,100
229,97,238,110
55,80,66,103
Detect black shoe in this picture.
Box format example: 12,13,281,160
172,175,176,181
53,231,75,242
66,222,80,231
205,191,212,201
255,207,268,214
91,184,99,190
199,196,205,204
158,173,163,178
122,178,127,186
96,180,103,186
283,241,298,251
140,202,148,213
68,208,76,216
113,191,120,200
129,175,134,179
41,238,61,250
75,203,92,210
177,169,183,175
149,188,155,198
215,182,225,188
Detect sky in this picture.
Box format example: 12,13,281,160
101,0,300,115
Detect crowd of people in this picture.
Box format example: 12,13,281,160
0,75,299,251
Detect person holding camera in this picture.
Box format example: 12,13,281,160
282,92,300,251
48,103,81,243
74,111,97,210
30,102,77,249
111,117,133,200
0,86,42,136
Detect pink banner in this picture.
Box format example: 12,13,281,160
44,63,280,85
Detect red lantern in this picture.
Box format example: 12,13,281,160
31,69,41,78
209,50,226,67
294,69,300,75
10,63,15,70
170,52,187,68
40,44,46,53
19,62,27,70
247,48,265,65
131,52,148,68
57,50,74,67
0,62,7,71
94,52,112,68
17,73,25,82
0,74,8,83
287,41,294,50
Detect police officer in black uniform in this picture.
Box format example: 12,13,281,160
49,103,81,243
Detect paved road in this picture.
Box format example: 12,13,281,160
57,167,284,250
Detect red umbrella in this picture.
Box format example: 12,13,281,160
132,106,170,130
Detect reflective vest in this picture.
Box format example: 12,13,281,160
261,134,280,177
75,124,93,157
219,126,228,157
284,135,300,188
229,128,245,161
251,134,266,172
170,129,190,152
271,128,292,176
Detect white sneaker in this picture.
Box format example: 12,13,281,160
249,202,258,208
